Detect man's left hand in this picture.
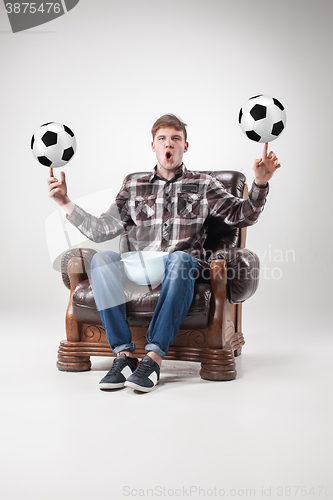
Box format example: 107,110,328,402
253,142,281,187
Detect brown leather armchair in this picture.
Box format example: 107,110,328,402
57,171,260,380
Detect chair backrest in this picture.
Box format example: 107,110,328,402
201,170,246,253
119,170,246,255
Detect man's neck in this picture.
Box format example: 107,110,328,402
156,163,183,181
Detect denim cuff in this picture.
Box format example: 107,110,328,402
145,343,166,359
113,342,136,355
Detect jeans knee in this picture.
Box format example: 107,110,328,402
167,251,197,269
167,251,187,266
165,251,200,282
91,251,121,271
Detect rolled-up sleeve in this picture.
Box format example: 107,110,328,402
66,183,132,243
207,178,269,228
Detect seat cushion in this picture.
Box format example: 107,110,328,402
72,280,212,329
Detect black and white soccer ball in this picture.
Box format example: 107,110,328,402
239,95,286,143
31,122,77,168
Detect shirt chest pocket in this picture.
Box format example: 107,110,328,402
134,194,157,221
177,193,202,219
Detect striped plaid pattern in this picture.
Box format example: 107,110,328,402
67,165,269,267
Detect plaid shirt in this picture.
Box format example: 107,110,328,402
67,165,269,267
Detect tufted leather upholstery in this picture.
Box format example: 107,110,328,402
61,248,97,290
72,279,211,329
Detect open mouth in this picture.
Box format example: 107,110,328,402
166,152,172,160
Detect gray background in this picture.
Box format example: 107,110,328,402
1,0,332,319
1,2,333,498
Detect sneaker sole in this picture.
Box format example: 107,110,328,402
99,382,125,390
124,380,158,393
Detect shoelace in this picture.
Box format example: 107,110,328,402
108,357,127,374
134,359,153,377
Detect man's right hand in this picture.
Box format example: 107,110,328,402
47,168,74,214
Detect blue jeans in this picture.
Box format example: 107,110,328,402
90,251,202,358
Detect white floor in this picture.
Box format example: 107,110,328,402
1,311,332,500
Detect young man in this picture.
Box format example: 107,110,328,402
48,114,281,392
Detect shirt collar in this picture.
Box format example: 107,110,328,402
149,163,187,182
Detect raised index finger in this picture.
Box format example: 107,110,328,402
49,167,54,178
262,142,268,158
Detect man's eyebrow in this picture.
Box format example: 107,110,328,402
156,134,182,138
156,133,183,140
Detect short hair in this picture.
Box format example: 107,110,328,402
151,114,187,142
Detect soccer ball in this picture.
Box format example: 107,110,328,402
238,95,286,143
31,122,77,168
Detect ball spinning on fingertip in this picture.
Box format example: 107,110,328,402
239,95,286,143
31,122,77,168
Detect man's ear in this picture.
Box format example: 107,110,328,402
184,142,189,153
151,141,155,152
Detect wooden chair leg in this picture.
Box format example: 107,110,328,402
57,345,91,372
199,349,237,381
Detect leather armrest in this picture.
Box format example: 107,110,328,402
208,248,259,304
61,248,97,289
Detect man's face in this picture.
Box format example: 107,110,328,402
151,127,189,177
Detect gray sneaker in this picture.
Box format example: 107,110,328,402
99,354,138,390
